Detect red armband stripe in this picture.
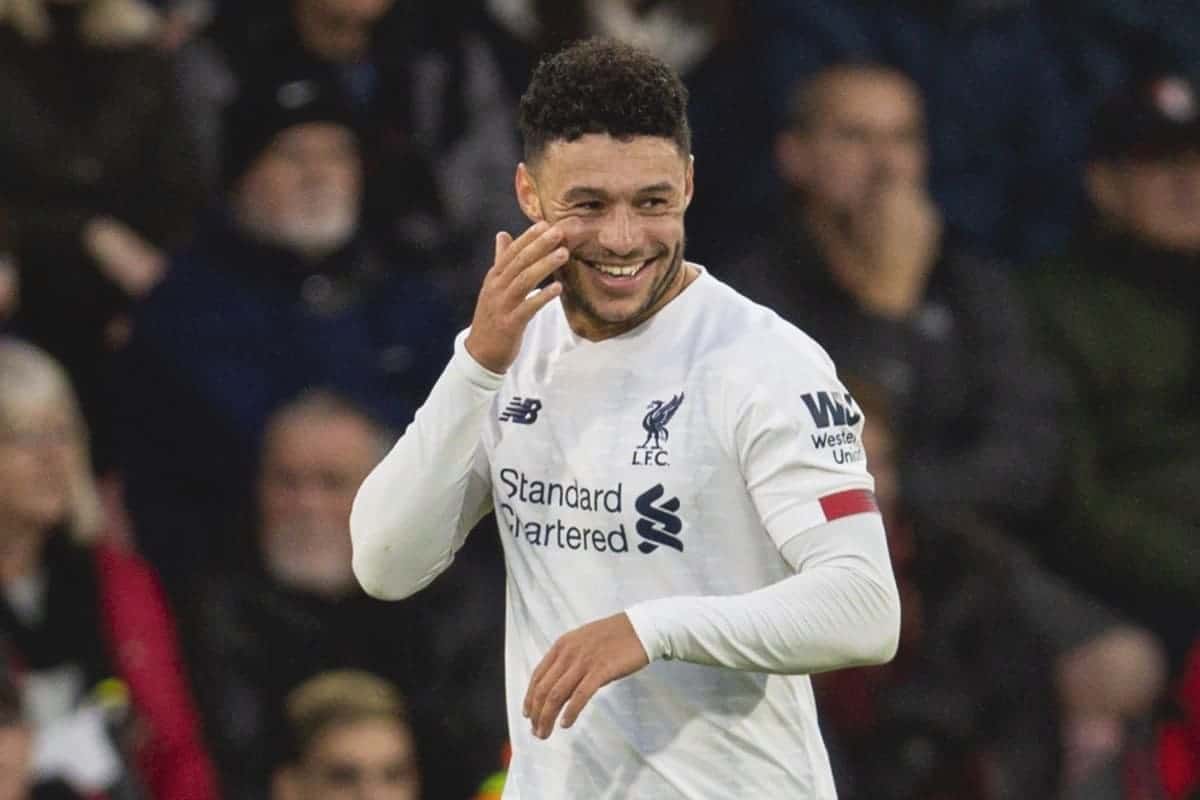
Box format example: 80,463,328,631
819,489,878,521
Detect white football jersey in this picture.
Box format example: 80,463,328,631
482,267,873,799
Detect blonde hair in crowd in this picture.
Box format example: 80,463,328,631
0,337,104,541
284,670,410,757
0,0,160,47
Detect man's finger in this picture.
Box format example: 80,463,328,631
524,644,561,717
496,222,558,281
528,657,571,735
559,675,603,730
536,666,584,739
509,246,568,300
514,282,563,324
494,231,513,264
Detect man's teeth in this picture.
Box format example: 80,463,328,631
592,262,643,277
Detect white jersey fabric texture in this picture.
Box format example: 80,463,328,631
351,266,898,799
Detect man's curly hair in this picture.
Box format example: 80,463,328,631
519,38,691,162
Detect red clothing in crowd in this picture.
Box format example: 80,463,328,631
1160,644,1200,799
95,542,219,800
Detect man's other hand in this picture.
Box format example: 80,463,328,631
523,612,650,740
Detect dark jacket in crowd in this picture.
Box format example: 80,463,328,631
0,9,206,460
111,214,455,592
1024,230,1200,655
751,0,1086,262
818,509,1060,800
185,534,507,800
729,221,1062,527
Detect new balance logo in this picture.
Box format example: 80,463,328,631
801,391,861,429
499,397,542,425
635,484,683,554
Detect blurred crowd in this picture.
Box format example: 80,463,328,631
0,1,1197,798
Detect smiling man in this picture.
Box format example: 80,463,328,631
350,38,900,798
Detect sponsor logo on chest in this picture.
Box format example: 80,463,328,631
497,467,685,557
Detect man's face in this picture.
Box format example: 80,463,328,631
295,0,394,60
0,401,74,533
518,134,693,339
281,719,419,800
258,412,378,596
1089,152,1200,253
781,71,927,215
235,123,361,258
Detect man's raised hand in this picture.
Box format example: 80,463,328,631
464,221,571,373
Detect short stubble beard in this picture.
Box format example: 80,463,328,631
558,237,686,337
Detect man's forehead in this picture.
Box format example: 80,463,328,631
534,134,688,190
819,73,922,123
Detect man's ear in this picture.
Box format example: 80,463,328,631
515,163,544,222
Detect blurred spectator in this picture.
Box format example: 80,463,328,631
731,63,1061,527
190,0,463,275
822,381,1166,799
1046,1,1200,112
0,0,208,465
272,671,419,800
734,64,1166,798
112,75,455,590
1024,74,1200,663
816,382,1061,800
0,337,217,800
476,0,772,268
186,391,505,800
1159,641,1200,799
751,0,1086,262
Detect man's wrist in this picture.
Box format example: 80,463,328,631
463,333,511,376
454,333,507,390
624,602,672,662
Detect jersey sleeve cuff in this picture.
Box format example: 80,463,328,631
624,601,672,663
452,330,507,391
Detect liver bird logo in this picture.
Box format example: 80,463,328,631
639,393,684,450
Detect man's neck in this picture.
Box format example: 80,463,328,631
566,261,700,342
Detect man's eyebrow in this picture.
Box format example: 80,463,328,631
562,186,609,202
635,182,676,195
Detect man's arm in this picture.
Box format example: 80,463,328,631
351,222,569,600
627,512,899,674
522,512,899,740
350,337,502,600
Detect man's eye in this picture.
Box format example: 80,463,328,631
639,198,669,209
574,201,603,211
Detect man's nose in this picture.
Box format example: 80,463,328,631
596,207,642,256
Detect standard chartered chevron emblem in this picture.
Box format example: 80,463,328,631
635,484,683,554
